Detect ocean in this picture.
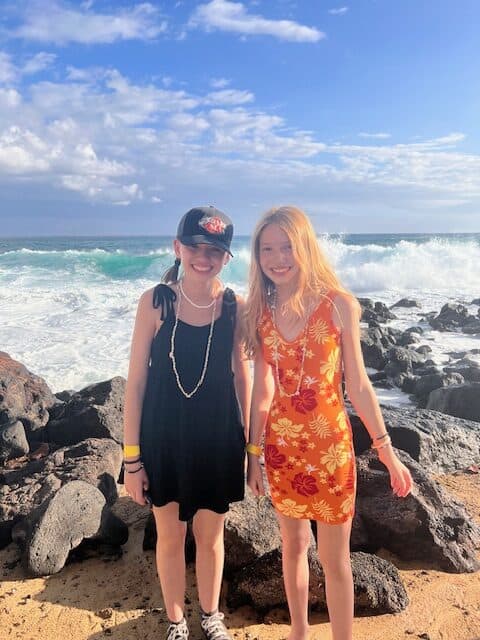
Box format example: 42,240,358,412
1,234,479,404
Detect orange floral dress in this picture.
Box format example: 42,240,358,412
259,294,356,523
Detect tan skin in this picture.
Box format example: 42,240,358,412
247,223,413,640
124,240,251,623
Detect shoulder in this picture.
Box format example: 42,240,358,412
331,291,361,328
138,286,156,308
136,284,176,320
232,292,246,313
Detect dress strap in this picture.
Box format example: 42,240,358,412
222,287,237,333
152,283,177,321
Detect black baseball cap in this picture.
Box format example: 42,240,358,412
176,206,234,256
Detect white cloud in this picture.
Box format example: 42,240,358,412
210,77,230,89
205,89,254,105
328,7,348,16
0,51,57,85
0,52,17,84
359,132,391,139
0,126,50,172
0,88,22,108
190,0,324,42
0,54,479,223
22,52,57,75
12,1,167,45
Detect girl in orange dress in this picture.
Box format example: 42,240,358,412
245,206,413,640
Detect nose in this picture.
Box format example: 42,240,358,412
196,247,212,259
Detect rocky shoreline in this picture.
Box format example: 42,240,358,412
1,296,479,629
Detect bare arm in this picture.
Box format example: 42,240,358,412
232,296,252,439
123,288,158,505
247,347,275,496
333,293,413,497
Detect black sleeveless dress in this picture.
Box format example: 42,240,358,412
140,284,246,521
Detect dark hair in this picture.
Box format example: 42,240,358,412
162,258,181,284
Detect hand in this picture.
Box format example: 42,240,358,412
378,447,413,498
124,466,150,506
247,455,266,497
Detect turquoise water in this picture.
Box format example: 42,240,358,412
1,233,479,393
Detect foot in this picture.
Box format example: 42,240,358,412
200,610,231,640
287,625,310,640
165,617,189,640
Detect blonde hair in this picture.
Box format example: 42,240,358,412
244,205,355,356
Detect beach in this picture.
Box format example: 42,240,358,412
1,474,479,640
1,233,480,640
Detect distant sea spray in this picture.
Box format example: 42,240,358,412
1,234,479,393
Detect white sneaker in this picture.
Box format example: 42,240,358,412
165,617,189,640
200,611,231,640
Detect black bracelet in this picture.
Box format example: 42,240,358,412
124,463,144,474
124,457,141,465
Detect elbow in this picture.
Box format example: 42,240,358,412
344,378,371,406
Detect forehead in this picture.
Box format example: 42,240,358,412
181,242,222,250
259,223,290,245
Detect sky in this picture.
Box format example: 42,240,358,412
0,0,479,236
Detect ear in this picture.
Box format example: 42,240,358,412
173,239,181,258
223,253,231,266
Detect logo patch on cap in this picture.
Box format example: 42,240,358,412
198,215,227,235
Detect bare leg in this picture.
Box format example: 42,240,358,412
152,502,187,622
192,509,226,613
277,512,312,640
316,519,354,640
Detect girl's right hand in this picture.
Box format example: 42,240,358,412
124,466,150,506
247,456,266,496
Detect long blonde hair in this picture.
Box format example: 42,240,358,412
244,205,354,356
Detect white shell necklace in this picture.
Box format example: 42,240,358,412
169,286,218,398
271,295,309,398
179,279,216,309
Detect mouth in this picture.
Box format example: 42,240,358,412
191,264,212,273
270,266,292,275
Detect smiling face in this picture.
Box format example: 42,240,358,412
258,223,299,291
174,239,228,280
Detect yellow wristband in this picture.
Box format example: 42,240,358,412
124,444,140,458
246,443,262,456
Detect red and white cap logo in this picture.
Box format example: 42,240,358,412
198,215,226,235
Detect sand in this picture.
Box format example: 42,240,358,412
1,473,479,640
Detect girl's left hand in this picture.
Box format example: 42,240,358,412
378,447,413,498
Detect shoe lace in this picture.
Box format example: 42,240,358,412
166,619,189,640
201,611,231,640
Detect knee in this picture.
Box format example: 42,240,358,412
318,552,351,581
156,523,186,555
193,529,224,554
282,532,311,557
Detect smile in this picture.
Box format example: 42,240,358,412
191,264,212,272
270,267,292,274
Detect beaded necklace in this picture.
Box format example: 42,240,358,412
270,292,310,398
169,287,217,399
179,279,216,309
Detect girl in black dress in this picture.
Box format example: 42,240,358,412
123,207,250,640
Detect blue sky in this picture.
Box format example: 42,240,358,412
0,0,479,235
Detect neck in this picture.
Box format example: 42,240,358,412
275,282,297,308
180,276,218,300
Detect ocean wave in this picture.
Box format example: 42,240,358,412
321,237,480,296
0,235,479,296
0,248,171,280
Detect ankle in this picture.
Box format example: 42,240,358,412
288,622,310,640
